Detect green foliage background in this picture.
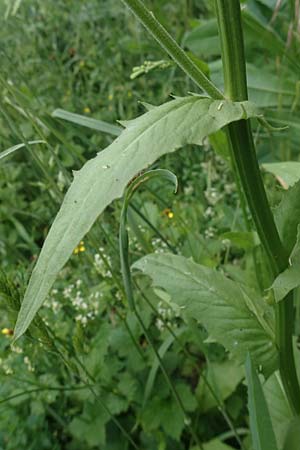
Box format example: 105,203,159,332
1,0,300,449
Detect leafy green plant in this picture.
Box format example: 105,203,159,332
3,0,300,448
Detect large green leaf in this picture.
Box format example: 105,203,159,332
245,355,279,450
133,253,278,376
274,179,300,254
14,96,260,340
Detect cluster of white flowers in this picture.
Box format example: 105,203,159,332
0,357,13,375
94,249,113,278
184,184,194,196
156,300,180,331
204,226,216,239
204,206,215,219
65,282,101,327
151,237,168,254
74,291,101,326
24,356,35,372
46,278,102,327
11,345,23,354
129,235,143,252
204,187,223,206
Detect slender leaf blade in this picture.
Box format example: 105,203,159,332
245,355,279,450
52,108,122,136
0,140,45,161
263,371,293,449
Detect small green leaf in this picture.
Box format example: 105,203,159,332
283,417,300,450
272,226,300,301
272,264,300,301
220,231,259,250
133,253,278,376
14,96,261,340
274,179,300,254
245,354,279,450
208,129,230,161
191,439,235,450
204,440,235,450
263,162,300,189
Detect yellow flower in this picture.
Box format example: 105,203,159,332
108,94,113,101
74,241,86,255
83,107,91,114
1,328,13,336
79,60,85,68
162,208,174,219
127,91,133,98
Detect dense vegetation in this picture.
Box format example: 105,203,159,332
1,0,300,449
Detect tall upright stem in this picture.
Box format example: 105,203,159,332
120,0,300,416
215,0,300,415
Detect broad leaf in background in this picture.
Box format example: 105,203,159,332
274,179,300,254
196,360,244,413
263,162,300,189
263,371,293,449
133,253,278,376
245,355,279,450
272,226,300,302
182,19,220,58
220,231,259,251
14,96,261,340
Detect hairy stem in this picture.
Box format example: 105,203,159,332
215,0,300,415
121,0,223,99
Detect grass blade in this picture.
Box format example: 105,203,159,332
52,109,122,136
245,354,279,450
0,140,45,161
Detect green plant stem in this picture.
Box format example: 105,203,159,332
215,0,300,415
121,0,223,99
119,172,202,448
